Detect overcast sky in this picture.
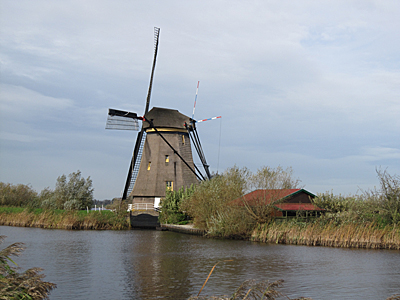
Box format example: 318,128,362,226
1,0,399,200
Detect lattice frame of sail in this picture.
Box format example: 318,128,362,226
127,131,146,195
105,108,139,131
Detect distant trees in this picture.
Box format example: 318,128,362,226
0,170,93,210
50,171,93,210
0,183,38,207
106,198,128,213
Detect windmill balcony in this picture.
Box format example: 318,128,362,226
128,203,155,211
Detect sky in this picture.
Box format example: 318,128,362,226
1,0,399,200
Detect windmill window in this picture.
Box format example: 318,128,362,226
166,181,173,191
147,162,151,170
182,135,185,144
165,155,169,163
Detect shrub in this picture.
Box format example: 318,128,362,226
40,170,93,210
0,182,38,207
374,169,400,224
41,198,58,210
159,185,194,224
181,166,254,237
63,200,84,211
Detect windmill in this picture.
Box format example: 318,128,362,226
105,27,211,208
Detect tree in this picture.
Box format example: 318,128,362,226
41,170,93,210
0,183,38,207
181,166,254,237
242,166,302,223
0,236,56,299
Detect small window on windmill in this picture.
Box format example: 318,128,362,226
181,135,185,145
147,162,151,171
165,155,169,163
166,181,173,191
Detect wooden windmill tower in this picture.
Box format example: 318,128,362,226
106,27,211,208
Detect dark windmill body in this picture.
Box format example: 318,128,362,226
106,28,211,225
130,107,198,206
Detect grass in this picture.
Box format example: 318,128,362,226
251,220,400,249
0,206,130,230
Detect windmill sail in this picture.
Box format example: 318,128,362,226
105,109,139,130
145,27,160,115
124,131,146,198
106,27,213,206
122,27,160,200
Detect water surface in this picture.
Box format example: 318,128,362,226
1,226,399,299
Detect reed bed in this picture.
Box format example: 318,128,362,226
251,221,400,249
0,207,129,230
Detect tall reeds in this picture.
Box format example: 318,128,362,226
251,221,400,249
0,208,129,230
1,235,57,299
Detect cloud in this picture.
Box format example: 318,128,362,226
0,83,73,115
0,132,48,143
1,0,399,199
361,147,400,161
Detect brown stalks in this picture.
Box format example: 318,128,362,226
0,209,130,230
251,221,400,249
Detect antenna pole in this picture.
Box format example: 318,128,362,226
196,116,221,123
192,81,200,119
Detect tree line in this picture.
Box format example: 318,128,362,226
0,170,93,210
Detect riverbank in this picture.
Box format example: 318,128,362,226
160,223,206,236
2,207,400,250
160,221,400,250
0,207,129,230
251,221,400,250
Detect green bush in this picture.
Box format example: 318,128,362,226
0,182,38,207
37,170,93,210
181,166,255,238
41,198,58,210
315,169,400,226
159,186,194,224
63,199,84,210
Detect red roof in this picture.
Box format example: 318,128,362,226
275,203,324,211
231,189,304,206
230,189,323,211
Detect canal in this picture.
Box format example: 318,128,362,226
1,226,399,299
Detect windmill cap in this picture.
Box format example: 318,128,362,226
143,107,192,130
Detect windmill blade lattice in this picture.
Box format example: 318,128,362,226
105,108,139,131
123,27,160,199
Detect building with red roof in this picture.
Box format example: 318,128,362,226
231,188,324,218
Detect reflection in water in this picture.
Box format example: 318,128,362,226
1,226,399,300
121,231,194,299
